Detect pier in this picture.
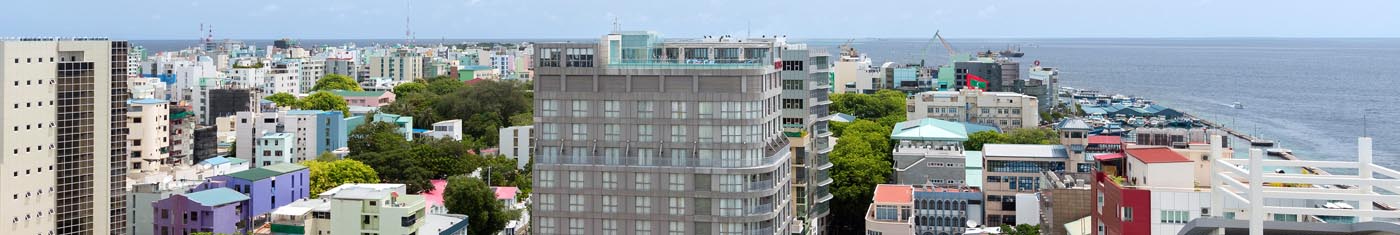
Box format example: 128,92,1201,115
1187,113,1333,176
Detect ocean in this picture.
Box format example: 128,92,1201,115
131,38,1400,169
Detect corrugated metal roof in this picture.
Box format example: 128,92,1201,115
183,188,250,207
983,144,1068,158
261,163,308,173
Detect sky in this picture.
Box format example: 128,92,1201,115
3,0,1398,40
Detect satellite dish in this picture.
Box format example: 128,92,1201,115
966,220,979,228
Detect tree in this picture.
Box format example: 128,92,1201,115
444,175,518,235
426,76,465,95
999,224,1042,235
829,133,893,233
831,90,905,121
297,91,351,117
965,131,1008,151
302,159,380,196
311,74,363,91
348,149,435,192
265,92,300,108
508,112,533,126
410,137,476,178
392,82,427,96
348,121,411,154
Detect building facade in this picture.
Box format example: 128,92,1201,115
234,110,348,164
368,49,425,82
128,98,172,173
151,188,249,235
906,89,1039,130
498,125,532,170
202,163,310,234
269,183,427,235
0,38,130,235
531,31,792,235
980,144,1069,227
778,44,834,234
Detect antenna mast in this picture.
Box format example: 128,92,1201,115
405,0,413,46
612,17,620,32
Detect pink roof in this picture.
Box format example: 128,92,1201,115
873,184,914,204
1126,147,1191,164
493,187,519,200
1088,135,1123,145
1094,153,1125,161
422,179,448,206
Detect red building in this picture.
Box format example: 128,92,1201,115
1091,171,1151,235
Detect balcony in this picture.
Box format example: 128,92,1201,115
607,58,770,70
748,179,776,191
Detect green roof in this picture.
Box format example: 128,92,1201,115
183,188,250,207
262,163,308,173
224,168,281,181
170,110,195,120
327,90,388,97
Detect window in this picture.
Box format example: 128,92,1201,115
566,47,594,67
1274,213,1298,222
604,124,621,141
572,100,589,117
539,48,561,67
569,171,585,188
1160,210,1189,224
782,99,804,109
635,196,652,214
670,102,687,119
668,221,685,235
719,175,743,192
635,173,652,190
592,194,616,213
604,100,620,118
782,60,805,71
669,197,686,215
539,171,555,188
568,195,585,212
875,205,897,220
598,172,618,189
719,199,742,216
602,219,619,235
541,124,559,140
670,125,687,142
698,102,715,119
633,125,655,142
569,218,585,234
637,101,655,118
571,124,588,140
668,174,685,191
1121,207,1134,221
635,220,652,235
782,80,804,90
541,100,558,116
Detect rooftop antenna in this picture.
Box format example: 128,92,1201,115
405,0,413,46
612,16,621,32
746,20,751,39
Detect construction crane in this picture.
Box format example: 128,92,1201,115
921,31,959,67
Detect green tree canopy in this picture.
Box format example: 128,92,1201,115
999,224,1042,235
302,158,380,196
392,82,428,96
311,74,363,91
298,91,350,117
348,121,411,154
508,112,533,126
265,92,301,108
963,128,1060,151
444,175,518,235
831,90,905,121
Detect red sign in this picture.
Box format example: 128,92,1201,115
1034,60,1041,66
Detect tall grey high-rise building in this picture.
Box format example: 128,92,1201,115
0,38,129,235
532,31,792,235
778,45,834,235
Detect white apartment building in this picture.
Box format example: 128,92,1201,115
234,110,346,164
368,49,425,82
424,119,463,141
269,184,427,235
0,38,132,235
127,98,171,174
906,89,1040,130
497,125,532,170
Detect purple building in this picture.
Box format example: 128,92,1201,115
201,163,310,233
152,187,249,235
